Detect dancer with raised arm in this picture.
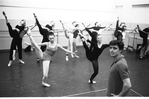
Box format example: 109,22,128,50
78,31,109,84
136,25,149,59
2,11,27,66
33,13,55,61
114,17,126,42
60,20,79,61
26,28,74,87
82,23,111,52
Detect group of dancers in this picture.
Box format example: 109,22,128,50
3,11,149,96
2,11,113,86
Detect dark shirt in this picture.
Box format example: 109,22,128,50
143,28,149,37
7,23,22,41
35,18,52,42
107,55,130,96
114,20,125,37
87,40,109,61
73,29,79,38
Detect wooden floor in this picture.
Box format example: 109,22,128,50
0,47,149,97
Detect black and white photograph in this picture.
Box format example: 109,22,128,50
0,0,149,97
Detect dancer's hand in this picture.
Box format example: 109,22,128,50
60,20,64,25
33,13,37,18
117,17,119,20
2,11,6,17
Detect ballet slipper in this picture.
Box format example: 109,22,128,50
8,61,12,67
42,82,50,87
19,60,25,64
66,56,69,61
88,80,96,84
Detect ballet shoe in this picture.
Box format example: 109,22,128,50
74,55,79,58
42,82,50,87
88,80,96,84
71,54,74,58
19,60,25,64
66,56,69,61
8,61,12,67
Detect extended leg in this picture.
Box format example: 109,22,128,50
27,29,43,59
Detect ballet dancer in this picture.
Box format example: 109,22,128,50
60,20,79,61
72,21,81,55
3,11,27,66
114,17,126,42
136,25,149,59
79,32,109,84
83,23,111,52
26,28,75,87
33,13,55,52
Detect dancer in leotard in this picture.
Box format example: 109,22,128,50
60,20,79,61
114,17,126,42
72,21,80,56
79,32,109,84
83,23,111,53
26,28,74,87
136,25,149,59
3,11,27,66
33,13,55,61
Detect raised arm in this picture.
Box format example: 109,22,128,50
33,13,44,35
60,20,69,39
2,11,9,23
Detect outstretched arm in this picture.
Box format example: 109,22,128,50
99,24,112,33
57,44,74,54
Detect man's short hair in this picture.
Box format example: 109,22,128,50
109,40,124,50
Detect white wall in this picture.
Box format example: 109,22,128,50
0,0,149,50
0,0,116,50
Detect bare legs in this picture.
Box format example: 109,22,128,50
27,29,50,87
42,61,51,87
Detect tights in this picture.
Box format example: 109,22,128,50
7,23,23,60
82,40,109,82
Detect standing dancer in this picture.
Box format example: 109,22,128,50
114,17,126,42
72,21,80,56
136,25,149,59
3,11,27,66
26,28,74,87
60,20,79,61
79,32,109,84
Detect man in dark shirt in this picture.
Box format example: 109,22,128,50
107,40,131,96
